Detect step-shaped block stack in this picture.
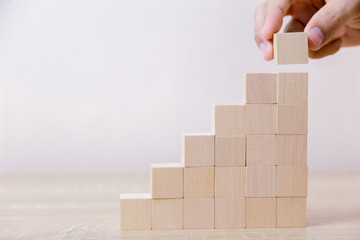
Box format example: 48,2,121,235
120,32,309,230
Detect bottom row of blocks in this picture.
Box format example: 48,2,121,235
120,194,306,230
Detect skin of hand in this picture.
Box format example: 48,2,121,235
254,0,360,60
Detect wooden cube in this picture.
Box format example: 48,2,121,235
277,135,307,166
215,198,245,229
184,167,214,198
278,72,308,104
211,105,246,136
184,198,214,229
246,135,277,166
152,199,183,229
120,193,151,230
215,167,246,198
246,104,277,134
215,136,245,167
277,197,306,227
273,32,308,65
246,198,276,228
277,166,308,197
242,73,277,104
246,166,276,197
182,134,214,167
278,104,308,134
151,163,184,199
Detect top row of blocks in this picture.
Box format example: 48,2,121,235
242,72,308,104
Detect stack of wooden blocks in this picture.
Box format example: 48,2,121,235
120,32,309,230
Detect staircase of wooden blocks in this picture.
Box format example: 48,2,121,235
120,32,309,230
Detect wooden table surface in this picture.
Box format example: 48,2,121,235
1,171,360,240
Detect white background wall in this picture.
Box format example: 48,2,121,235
0,0,359,172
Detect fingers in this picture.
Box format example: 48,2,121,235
308,38,343,59
284,13,345,59
285,1,318,30
254,2,267,48
254,1,266,47
304,0,359,50
262,0,292,39
254,1,272,60
254,0,291,61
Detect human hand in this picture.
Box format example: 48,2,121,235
254,0,360,60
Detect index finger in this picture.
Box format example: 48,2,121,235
262,0,292,39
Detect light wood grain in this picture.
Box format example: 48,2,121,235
184,167,214,198
246,198,277,228
277,135,307,166
215,167,246,198
277,166,308,197
215,136,245,167
246,104,277,134
278,104,308,134
211,104,246,136
274,32,308,65
215,198,245,229
152,199,183,230
278,72,308,104
182,134,214,167
277,197,306,228
1,172,360,239
242,73,278,104
184,198,214,229
151,163,184,199
246,166,276,197
246,135,277,166
120,193,152,230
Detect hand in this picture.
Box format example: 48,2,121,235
254,0,360,60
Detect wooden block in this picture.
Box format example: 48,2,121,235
151,163,184,199
120,193,151,230
182,134,214,167
246,198,276,228
211,104,246,136
215,167,246,198
277,197,306,227
242,73,277,104
184,198,214,229
246,104,277,134
184,167,214,198
278,72,308,104
246,166,276,197
246,135,277,166
152,199,183,230
215,198,245,229
277,166,308,197
278,135,307,166
278,104,308,134
273,32,308,65
215,136,245,167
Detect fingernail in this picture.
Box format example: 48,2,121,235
308,26,325,48
259,42,267,56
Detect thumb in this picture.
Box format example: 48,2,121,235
304,0,356,50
